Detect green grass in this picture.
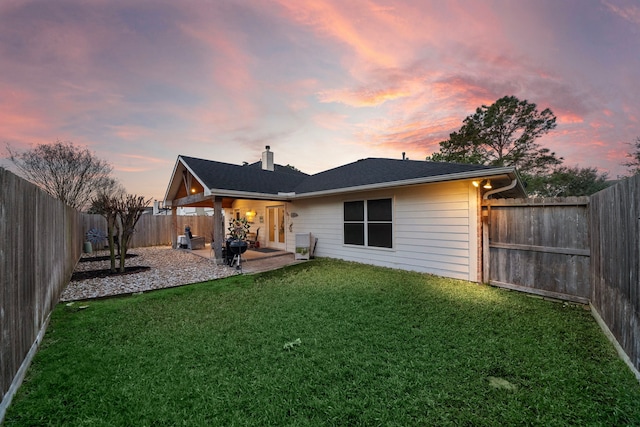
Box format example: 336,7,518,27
5,259,640,426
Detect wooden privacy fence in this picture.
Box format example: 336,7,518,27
483,187,640,376
483,197,591,303
0,169,83,417
81,214,217,249
2,168,639,418
590,176,640,376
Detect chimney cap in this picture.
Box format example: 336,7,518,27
265,145,270,150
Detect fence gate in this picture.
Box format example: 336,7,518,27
482,197,591,303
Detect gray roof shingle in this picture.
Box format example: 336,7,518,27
180,155,509,196
293,158,496,194
181,155,308,195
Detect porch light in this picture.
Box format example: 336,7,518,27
246,210,256,222
483,180,492,189
472,180,480,187
191,188,196,194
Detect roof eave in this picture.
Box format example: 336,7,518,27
205,188,294,201
164,156,226,204
163,157,185,204
293,167,523,199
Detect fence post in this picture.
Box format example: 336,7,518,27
213,196,224,262
482,207,490,284
171,206,178,249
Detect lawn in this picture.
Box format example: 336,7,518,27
5,259,640,426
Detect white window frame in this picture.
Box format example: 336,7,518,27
343,197,394,248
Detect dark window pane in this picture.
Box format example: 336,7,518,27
368,199,392,221
344,201,364,221
368,223,392,248
344,223,364,245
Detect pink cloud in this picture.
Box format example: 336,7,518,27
312,112,349,130
556,112,584,125
107,125,154,141
354,115,460,156
274,0,400,69
0,86,60,147
112,153,172,173
604,1,640,25
317,86,413,107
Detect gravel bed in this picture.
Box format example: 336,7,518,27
60,246,237,302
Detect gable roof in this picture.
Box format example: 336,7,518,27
179,155,308,195
165,155,526,203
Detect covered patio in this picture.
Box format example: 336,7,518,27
163,148,307,264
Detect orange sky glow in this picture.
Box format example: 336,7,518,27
1,0,638,201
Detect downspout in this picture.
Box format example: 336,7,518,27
483,178,517,200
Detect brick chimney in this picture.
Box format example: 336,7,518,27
262,145,274,171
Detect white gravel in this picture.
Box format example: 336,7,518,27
60,246,237,302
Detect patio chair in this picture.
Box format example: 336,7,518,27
247,227,260,249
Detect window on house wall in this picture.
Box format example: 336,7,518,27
344,198,392,248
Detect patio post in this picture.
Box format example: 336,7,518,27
213,196,224,262
171,205,178,249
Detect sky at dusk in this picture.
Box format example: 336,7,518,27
1,0,639,202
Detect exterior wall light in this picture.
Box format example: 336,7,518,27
472,180,492,189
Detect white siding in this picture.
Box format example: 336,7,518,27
289,180,480,282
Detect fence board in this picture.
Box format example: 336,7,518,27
590,175,640,374
1,169,82,417
80,214,217,250
485,197,591,303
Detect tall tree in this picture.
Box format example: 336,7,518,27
7,140,118,210
427,96,562,176
526,166,610,197
623,137,640,175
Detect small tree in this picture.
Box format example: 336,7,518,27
427,96,562,176
91,193,120,272
116,194,151,272
7,140,119,210
623,137,640,176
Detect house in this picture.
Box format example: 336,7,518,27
163,146,525,282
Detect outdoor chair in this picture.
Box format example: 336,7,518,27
184,231,205,250
190,236,205,250
247,227,260,249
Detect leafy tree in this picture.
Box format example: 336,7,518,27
427,96,562,176
7,140,119,210
526,166,610,197
623,137,640,175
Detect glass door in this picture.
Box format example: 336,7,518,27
267,206,285,249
